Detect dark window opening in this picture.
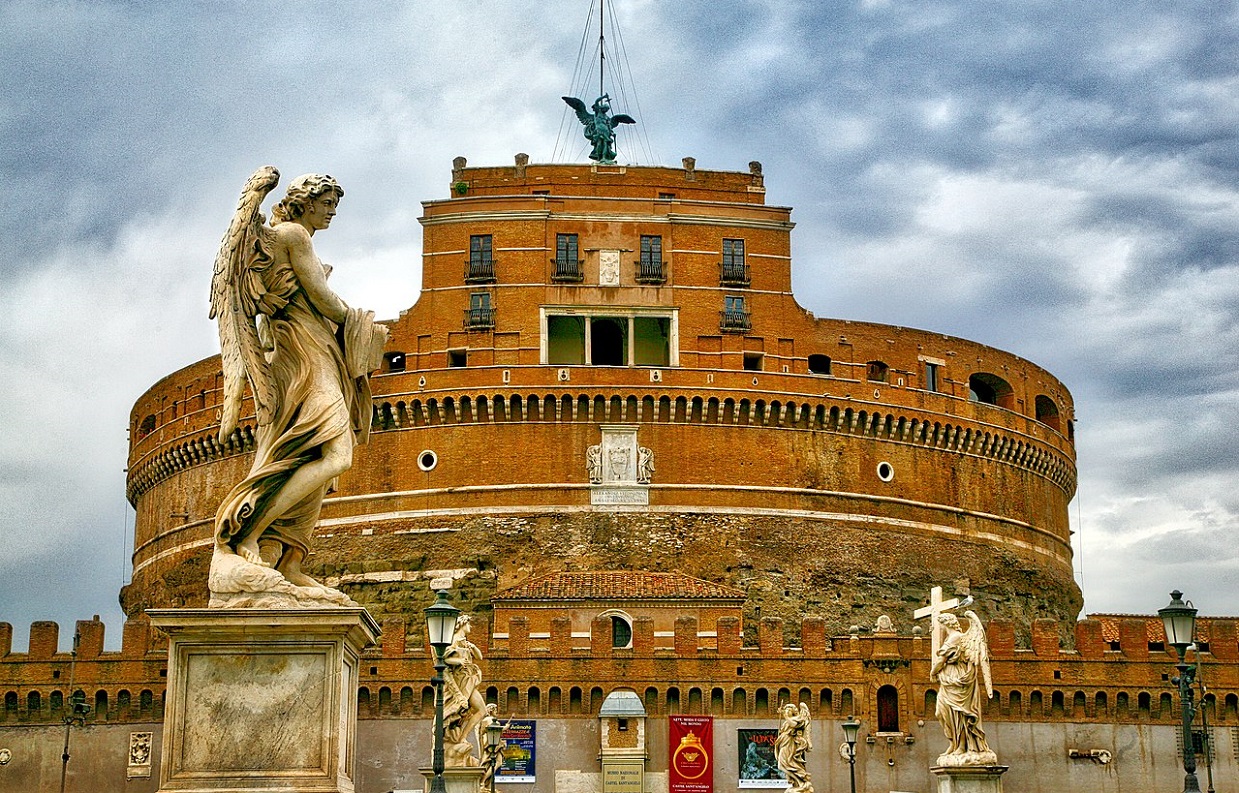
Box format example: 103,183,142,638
617,718,629,731
448,349,467,368
877,685,899,732
1035,394,1061,430
743,353,763,371
384,352,406,372
808,354,831,375
611,616,633,648
969,373,1014,408
138,414,156,439
867,361,889,383
591,318,627,366
924,362,940,391
1148,641,1165,653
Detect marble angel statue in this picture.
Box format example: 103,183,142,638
440,614,489,766
775,702,813,793
207,166,388,608
929,610,997,765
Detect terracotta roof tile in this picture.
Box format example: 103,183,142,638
1089,614,1220,645
494,571,746,602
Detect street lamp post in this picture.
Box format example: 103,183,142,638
1159,590,1201,793
59,631,91,793
425,589,461,793
485,718,505,793
841,716,860,793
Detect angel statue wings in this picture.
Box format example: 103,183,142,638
207,166,388,608
562,94,635,164
929,610,997,766
774,702,814,793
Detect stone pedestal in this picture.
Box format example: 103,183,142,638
930,765,1008,793
420,766,486,793
149,608,380,793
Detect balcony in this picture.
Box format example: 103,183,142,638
635,259,666,284
720,262,750,287
465,258,497,284
720,309,751,333
551,258,584,283
464,307,496,330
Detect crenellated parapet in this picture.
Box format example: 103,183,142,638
4,613,1236,729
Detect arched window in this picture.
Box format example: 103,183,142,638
1035,395,1060,429
732,688,747,715
27,691,41,714
808,354,831,375
611,615,633,649
866,361,888,383
644,687,659,714
968,373,1014,408
666,687,681,714
877,685,899,732
138,414,156,439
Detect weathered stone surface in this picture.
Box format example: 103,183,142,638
149,607,379,792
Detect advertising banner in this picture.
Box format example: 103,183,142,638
497,719,536,783
737,729,786,788
669,715,713,793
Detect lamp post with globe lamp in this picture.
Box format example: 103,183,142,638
1159,590,1201,793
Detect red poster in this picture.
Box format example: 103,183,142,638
669,715,713,793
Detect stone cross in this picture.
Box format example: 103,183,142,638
913,586,966,660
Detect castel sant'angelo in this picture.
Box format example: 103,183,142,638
3,103,1238,793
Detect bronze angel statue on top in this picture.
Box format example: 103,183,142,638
929,610,998,766
563,94,635,164
207,166,388,608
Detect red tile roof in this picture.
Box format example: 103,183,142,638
1089,614,1222,645
493,571,746,602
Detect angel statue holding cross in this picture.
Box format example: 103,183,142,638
207,166,388,608
929,610,998,766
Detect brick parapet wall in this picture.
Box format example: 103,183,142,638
3,614,1236,727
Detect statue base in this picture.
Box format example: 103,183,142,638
148,607,380,793
420,766,487,793
930,764,1008,793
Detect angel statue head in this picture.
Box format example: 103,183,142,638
271,173,344,225
938,612,961,632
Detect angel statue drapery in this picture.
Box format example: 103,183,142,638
929,610,998,766
775,702,813,793
207,166,388,608
562,94,635,164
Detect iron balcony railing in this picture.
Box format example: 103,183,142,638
720,309,752,333
465,258,497,283
551,258,584,282
636,259,667,284
464,307,496,330
720,262,750,287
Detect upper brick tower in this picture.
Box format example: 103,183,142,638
125,157,1079,639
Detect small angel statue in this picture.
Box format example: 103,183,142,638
562,94,635,164
929,610,997,766
207,167,388,607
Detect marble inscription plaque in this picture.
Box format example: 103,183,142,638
599,250,621,287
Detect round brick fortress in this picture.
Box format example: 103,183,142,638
123,159,1079,638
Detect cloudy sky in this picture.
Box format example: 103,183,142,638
2,1,1236,650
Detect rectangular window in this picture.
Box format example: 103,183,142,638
470,292,491,310
556,233,579,263
640,235,662,266
743,353,763,371
448,349,467,368
469,235,493,264
723,238,745,267
725,295,746,313
467,234,496,282
544,311,675,367
633,317,670,366
465,292,494,329
925,362,939,392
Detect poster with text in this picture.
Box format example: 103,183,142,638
497,719,536,783
737,729,787,788
669,715,713,793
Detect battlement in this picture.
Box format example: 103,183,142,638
3,612,1236,728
